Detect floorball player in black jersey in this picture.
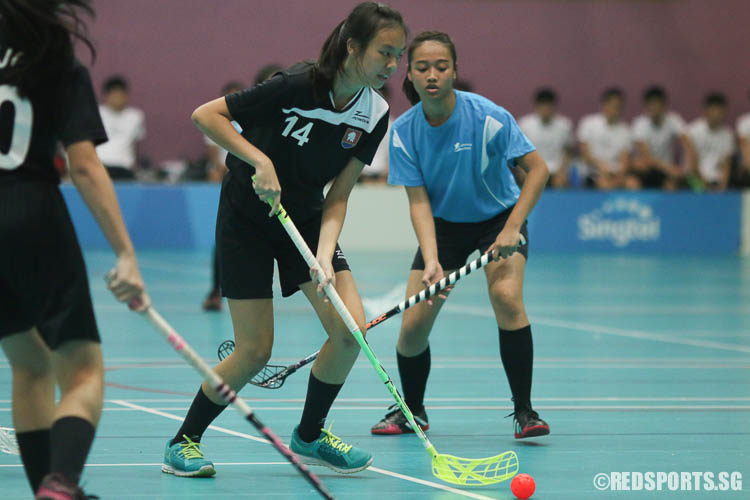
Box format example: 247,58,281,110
0,1,148,499
162,2,407,478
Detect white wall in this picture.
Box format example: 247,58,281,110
339,185,417,251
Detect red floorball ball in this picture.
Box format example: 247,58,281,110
511,473,536,499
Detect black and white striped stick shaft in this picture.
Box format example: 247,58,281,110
366,234,525,328
254,240,525,385
232,234,526,387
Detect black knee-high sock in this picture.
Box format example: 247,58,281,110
211,246,220,292
397,346,431,413
171,387,228,445
499,325,534,412
297,374,343,443
49,417,95,485
16,429,50,493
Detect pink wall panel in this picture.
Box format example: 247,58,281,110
86,0,750,163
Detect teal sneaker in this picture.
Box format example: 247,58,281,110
290,424,373,474
162,435,216,477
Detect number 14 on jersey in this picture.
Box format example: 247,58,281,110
281,115,313,147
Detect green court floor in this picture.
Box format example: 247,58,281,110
2,250,748,499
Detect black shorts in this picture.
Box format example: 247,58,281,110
216,174,350,299
0,181,100,349
411,206,529,271
637,165,668,189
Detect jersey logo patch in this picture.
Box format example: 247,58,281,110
341,128,362,149
454,142,472,152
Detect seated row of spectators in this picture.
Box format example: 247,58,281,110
86,72,749,192
519,87,749,191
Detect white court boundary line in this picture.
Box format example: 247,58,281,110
110,400,500,500
446,304,750,354
112,400,268,444
6,396,750,404
15,404,741,413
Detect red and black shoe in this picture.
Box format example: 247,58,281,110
202,289,222,311
511,408,550,439
371,404,429,435
36,473,98,500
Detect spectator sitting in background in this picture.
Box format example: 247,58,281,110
359,85,392,184
577,87,636,190
96,75,145,180
202,64,282,311
519,88,574,188
687,93,734,192
631,86,695,190
731,89,750,188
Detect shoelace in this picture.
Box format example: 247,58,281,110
384,403,401,418
318,424,352,454
505,409,540,421
179,435,205,459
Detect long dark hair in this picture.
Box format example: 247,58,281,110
313,2,405,99
0,0,96,97
402,31,458,105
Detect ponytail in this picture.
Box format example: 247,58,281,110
312,2,405,99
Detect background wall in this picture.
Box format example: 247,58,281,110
86,0,750,164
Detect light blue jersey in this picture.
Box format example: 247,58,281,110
388,90,535,222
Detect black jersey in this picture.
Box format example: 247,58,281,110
225,63,389,220
0,38,107,184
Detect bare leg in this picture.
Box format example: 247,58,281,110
200,298,274,403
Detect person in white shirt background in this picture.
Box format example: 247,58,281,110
732,90,750,188
631,86,696,190
519,88,574,188
96,76,146,180
687,93,734,192
577,88,636,190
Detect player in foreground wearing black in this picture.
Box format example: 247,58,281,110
0,1,148,498
163,2,407,477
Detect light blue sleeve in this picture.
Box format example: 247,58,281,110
492,110,536,163
387,126,424,186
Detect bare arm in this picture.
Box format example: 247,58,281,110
717,156,731,191
505,151,549,232
489,150,549,259
192,97,280,214
679,133,698,174
406,185,438,267
560,148,573,173
634,141,670,172
579,142,609,175
616,150,630,176
66,140,147,308
318,157,365,263
405,185,446,292
309,157,365,297
740,136,750,171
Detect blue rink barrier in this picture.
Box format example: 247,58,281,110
61,184,221,250
61,184,742,254
527,191,741,253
